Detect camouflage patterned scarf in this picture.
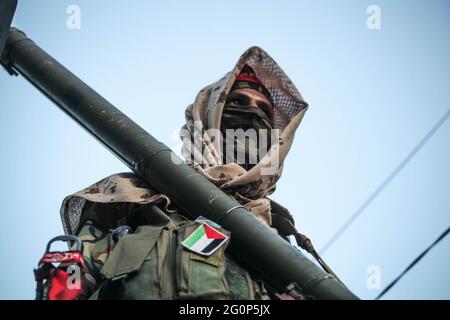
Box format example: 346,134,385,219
60,47,308,235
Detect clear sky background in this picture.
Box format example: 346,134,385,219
0,0,449,300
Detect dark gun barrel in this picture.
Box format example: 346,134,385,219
1,28,358,299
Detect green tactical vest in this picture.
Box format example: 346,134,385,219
76,204,271,300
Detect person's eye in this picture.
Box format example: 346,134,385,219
231,98,242,105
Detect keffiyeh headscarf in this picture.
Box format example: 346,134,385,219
180,46,308,228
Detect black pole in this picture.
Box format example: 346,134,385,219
1,28,358,299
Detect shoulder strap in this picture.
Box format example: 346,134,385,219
268,198,297,238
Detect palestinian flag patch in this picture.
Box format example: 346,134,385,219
182,224,229,256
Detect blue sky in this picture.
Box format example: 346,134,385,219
0,0,449,299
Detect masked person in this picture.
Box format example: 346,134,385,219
55,47,308,300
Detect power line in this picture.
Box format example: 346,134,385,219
375,226,450,300
320,108,450,255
